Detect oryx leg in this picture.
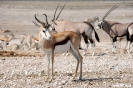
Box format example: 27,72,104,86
129,35,133,52
128,25,133,52
112,37,117,52
82,35,89,56
126,31,133,53
126,30,130,50
89,38,95,56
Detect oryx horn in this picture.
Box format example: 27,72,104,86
102,5,119,20
55,2,67,20
52,2,60,21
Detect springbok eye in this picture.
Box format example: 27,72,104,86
43,30,45,33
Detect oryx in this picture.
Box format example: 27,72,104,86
96,5,133,52
35,3,100,56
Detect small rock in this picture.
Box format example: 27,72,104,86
53,81,58,86
57,86,63,88
84,84,88,87
61,80,68,85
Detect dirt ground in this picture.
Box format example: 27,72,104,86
0,1,133,88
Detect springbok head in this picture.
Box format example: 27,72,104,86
96,5,119,30
34,3,66,40
34,14,51,40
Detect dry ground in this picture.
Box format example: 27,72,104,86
0,1,133,88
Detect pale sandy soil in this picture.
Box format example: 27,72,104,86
0,1,133,88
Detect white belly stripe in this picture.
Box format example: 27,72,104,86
41,40,71,54
54,41,71,54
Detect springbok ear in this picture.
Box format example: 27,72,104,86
32,20,40,28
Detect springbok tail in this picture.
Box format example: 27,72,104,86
93,29,100,42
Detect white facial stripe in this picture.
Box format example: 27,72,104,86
96,21,102,29
41,29,51,40
96,26,100,29
46,30,51,38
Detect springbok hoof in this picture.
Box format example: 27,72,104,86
45,76,49,82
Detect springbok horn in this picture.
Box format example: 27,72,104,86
55,2,67,20
43,14,49,25
102,5,119,20
52,2,60,21
34,14,45,26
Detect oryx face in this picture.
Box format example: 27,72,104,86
96,21,103,30
47,23,57,34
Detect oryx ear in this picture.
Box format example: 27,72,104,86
52,20,57,25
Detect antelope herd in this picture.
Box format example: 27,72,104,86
0,4,133,81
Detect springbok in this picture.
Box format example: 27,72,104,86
96,5,133,52
34,14,83,82
29,36,39,50
0,35,8,49
0,34,14,50
7,44,20,50
36,3,100,56
20,34,39,50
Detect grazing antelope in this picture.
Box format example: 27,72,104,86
0,35,8,49
20,34,38,50
96,5,133,52
35,3,100,56
0,40,8,50
7,44,20,50
0,34,14,50
29,36,39,50
0,29,11,33
34,14,83,82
